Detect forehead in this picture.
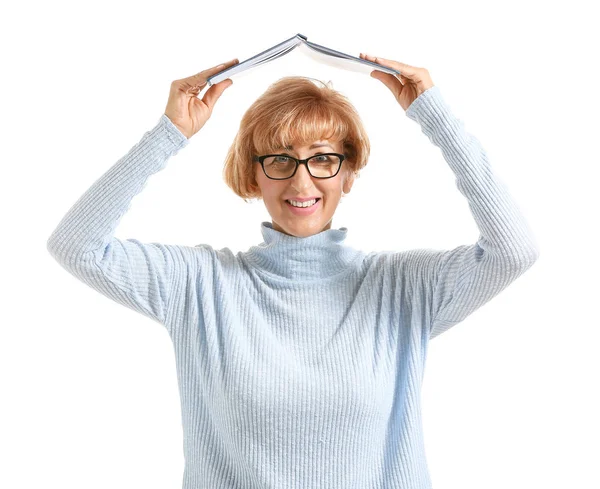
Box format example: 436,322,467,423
277,141,339,151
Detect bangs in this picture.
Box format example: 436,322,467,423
253,102,349,155
222,75,370,202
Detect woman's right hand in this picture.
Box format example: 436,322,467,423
164,58,239,139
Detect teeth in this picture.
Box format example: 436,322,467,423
288,199,317,207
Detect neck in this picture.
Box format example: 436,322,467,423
242,221,364,282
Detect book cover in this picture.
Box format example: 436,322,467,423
207,33,401,86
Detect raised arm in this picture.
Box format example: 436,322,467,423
46,114,190,325
405,86,539,338
363,54,540,339
46,59,238,327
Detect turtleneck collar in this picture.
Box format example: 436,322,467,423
242,221,364,282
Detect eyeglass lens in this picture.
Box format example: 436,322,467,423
263,155,341,179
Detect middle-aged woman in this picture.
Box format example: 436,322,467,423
47,53,540,489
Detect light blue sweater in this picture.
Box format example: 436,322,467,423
47,85,539,489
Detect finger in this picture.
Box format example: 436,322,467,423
361,53,421,80
187,58,240,89
360,53,405,91
372,71,404,97
373,56,416,78
203,58,239,75
201,78,233,110
360,52,400,82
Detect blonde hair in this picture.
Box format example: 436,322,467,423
223,76,371,203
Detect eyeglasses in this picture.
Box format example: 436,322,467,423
253,153,345,180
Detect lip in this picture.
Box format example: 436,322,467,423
284,196,321,202
285,197,321,215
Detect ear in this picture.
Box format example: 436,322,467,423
343,168,356,195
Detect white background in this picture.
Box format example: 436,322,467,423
2,0,598,488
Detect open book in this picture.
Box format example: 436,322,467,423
207,33,401,86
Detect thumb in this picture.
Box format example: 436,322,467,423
202,79,233,109
371,70,401,91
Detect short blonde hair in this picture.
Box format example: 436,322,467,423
223,76,371,203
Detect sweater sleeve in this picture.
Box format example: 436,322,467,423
46,114,190,327
404,86,540,340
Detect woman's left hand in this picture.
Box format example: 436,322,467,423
360,53,435,111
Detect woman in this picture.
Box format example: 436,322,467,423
47,54,539,488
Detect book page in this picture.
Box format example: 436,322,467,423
207,36,301,86
298,42,400,76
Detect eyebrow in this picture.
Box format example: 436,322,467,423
278,143,333,150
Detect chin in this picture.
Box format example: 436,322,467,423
274,219,332,238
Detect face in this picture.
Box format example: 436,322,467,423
255,139,355,238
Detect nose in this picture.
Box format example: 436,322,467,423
290,161,314,188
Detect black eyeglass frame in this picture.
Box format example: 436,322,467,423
252,153,346,180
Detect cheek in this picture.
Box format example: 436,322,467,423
258,181,284,204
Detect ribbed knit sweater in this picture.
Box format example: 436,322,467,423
47,85,540,489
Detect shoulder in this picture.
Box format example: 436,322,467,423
363,247,448,280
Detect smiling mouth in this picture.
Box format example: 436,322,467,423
285,198,321,207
